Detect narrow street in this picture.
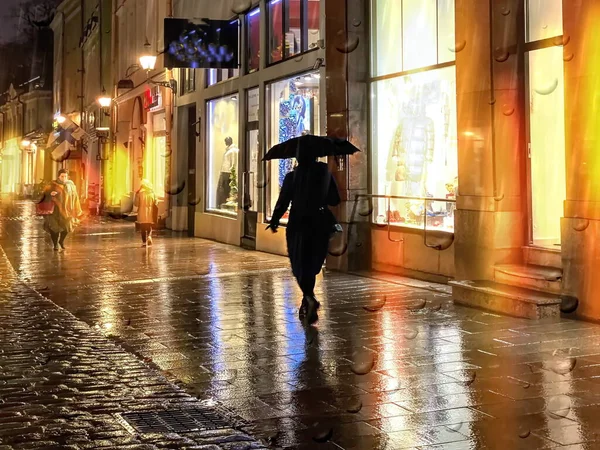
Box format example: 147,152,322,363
1,201,600,449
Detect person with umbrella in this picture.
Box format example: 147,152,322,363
265,135,359,325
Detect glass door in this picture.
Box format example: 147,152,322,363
242,123,259,246
242,88,260,249
525,0,566,248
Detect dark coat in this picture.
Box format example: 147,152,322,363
270,162,341,279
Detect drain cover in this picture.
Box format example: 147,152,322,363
116,404,246,434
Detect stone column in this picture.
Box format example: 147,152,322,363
560,0,600,320
453,0,527,280
324,0,371,272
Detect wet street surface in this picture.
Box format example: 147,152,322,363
2,201,600,449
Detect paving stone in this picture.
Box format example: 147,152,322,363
4,201,600,448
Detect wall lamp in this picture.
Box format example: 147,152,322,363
96,87,112,108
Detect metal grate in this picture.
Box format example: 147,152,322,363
116,404,246,434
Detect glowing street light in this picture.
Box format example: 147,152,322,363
20,139,31,148
54,114,66,124
97,87,112,108
139,39,157,71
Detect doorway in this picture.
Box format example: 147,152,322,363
242,121,259,249
187,105,197,237
526,46,566,248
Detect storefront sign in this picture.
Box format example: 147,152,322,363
145,87,162,111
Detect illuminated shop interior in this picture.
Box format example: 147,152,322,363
266,72,320,222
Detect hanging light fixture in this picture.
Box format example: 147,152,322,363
139,38,157,71
97,87,112,108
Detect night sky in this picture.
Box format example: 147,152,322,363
0,0,28,43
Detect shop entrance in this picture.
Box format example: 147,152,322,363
241,121,259,249
526,46,566,248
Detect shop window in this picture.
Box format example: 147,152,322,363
148,113,166,199
246,7,260,72
371,67,457,232
206,68,240,87
370,0,457,232
371,0,454,77
266,72,320,221
526,0,563,43
206,94,240,215
179,68,196,95
268,0,321,65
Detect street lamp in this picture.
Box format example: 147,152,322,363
21,139,31,149
139,39,157,71
97,87,112,108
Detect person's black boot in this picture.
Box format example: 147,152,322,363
303,296,319,325
299,296,321,318
299,296,308,318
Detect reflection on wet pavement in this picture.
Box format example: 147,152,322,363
3,201,600,449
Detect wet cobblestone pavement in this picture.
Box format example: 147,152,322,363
2,201,600,449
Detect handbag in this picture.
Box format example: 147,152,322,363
36,199,55,216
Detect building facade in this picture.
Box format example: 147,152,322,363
93,0,600,321
109,0,171,220
0,26,54,198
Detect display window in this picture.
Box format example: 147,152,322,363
268,0,321,65
266,72,320,222
371,68,457,232
206,94,240,215
370,0,457,233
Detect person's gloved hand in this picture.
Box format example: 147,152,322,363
266,223,278,233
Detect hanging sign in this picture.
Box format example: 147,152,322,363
164,18,239,69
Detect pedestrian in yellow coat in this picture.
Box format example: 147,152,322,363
134,179,157,246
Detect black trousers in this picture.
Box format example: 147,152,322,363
298,273,316,297
286,228,328,298
50,231,68,248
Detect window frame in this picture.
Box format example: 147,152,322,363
179,68,196,96
245,6,261,73
368,0,458,233
264,70,321,223
204,92,240,217
266,0,319,66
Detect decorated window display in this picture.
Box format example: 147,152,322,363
207,95,239,215
266,73,320,222
371,0,457,232
371,67,457,232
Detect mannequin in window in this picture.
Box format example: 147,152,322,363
385,82,434,223
216,136,239,208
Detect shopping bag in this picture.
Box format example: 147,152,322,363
36,200,55,216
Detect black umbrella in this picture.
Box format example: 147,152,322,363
263,134,360,161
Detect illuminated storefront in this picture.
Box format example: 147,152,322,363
370,0,457,233
148,111,167,200
0,139,21,195
206,95,239,215
266,72,320,222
